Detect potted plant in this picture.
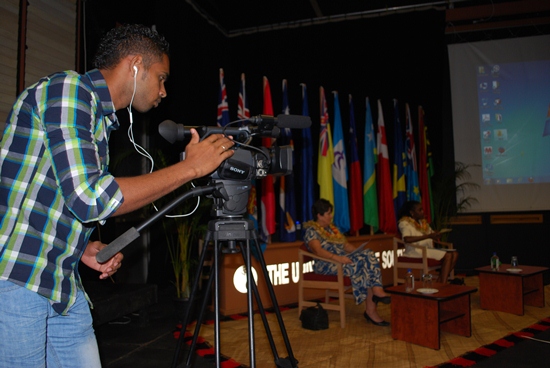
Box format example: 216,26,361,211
432,161,480,237
145,149,211,320
162,202,209,300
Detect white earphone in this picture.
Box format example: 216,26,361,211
133,66,138,77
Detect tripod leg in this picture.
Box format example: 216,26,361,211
250,231,298,368
171,231,213,368
214,238,222,367
181,258,218,368
239,242,281,364
244,238,256,368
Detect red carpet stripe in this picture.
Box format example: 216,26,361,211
171,304,296,367
427,317,550,368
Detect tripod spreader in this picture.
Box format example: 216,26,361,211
95,183,228,263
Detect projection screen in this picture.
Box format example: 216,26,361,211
448,35,550,212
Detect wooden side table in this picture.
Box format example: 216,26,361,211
475,264,548,315
386,283,477,350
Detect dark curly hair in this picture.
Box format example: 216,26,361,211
397,200,421,220
92,24,170,70
312,198,333,219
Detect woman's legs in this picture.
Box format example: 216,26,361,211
364,288,386,323
437,252,459,283
371,286,390,298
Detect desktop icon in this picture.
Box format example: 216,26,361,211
494,129,508,140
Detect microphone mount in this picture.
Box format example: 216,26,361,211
158,114,311,144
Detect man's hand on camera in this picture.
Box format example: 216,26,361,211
184,129,235,178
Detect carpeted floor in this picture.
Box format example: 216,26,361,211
429,317,550,367
184,276,550,367
97,275,550,367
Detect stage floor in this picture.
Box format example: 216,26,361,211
96,276,550,368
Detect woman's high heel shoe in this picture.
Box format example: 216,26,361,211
363,311,390,326
372,294,391,305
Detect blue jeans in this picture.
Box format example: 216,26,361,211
0,280,101,368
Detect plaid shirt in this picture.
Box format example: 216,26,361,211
0,69,123,314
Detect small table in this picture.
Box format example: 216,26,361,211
475,264,548,315
386,283,477,349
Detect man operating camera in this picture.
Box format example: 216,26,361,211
0,24,234,367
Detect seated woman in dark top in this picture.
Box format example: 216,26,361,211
397,200,459,283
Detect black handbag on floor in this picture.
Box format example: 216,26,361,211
300,302,329,330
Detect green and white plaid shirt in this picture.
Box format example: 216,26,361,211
0,69,123,314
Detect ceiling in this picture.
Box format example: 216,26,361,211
186,0,550,37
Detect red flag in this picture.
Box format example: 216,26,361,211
376,100,397,234
261,76,276,239
418,106,432,223
348,95,363,234
217,68,230,127
237,73,250,121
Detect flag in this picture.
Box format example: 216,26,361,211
331,91,350,233
392,99,407,216
217,68,230,127
418,106,434,223
348,95,363,234
318,87,334,206
376,100,397,234
405,103,421,202
261,76,276,241
238,73,265,252
237,73,250,123
278,79,297,242
363,97,378,232
298,83,314,226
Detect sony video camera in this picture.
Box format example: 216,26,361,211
158,114,311,217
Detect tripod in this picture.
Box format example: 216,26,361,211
171,216,298,368
95,182,299,367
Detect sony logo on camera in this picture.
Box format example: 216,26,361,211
229,166,245,175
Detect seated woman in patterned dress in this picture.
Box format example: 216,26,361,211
303,198,391,327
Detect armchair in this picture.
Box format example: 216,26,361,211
297,243,352,328
392,237,454,286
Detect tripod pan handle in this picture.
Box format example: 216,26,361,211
96,227,140,263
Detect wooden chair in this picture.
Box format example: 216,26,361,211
392,237,454,286
297,243,352,328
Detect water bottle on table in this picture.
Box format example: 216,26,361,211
490,252,500,271
405,269,415,292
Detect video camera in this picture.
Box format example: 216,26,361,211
158,114,311,218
